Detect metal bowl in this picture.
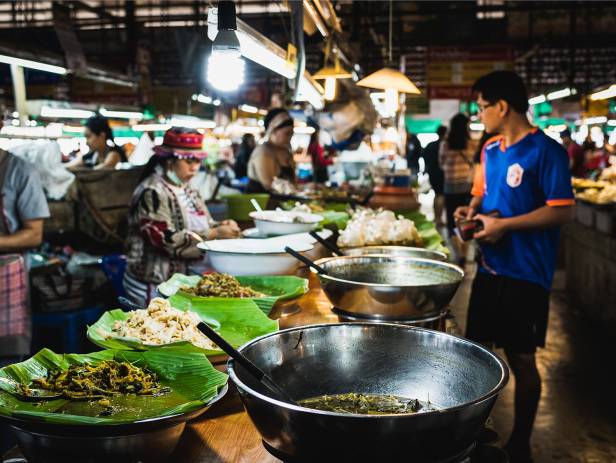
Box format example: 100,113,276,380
4,384,228,463
341,245,448,261
313,255,464,321
228,324,508,461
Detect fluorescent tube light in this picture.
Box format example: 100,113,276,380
528,95,546,105
590,85,616,101
608,120,616,126
0,54,67,75
470,123,486,131
583,116,607,125
41,106,95,119
239,104,258,113
547,88,576,101
100,108,144,120
293,126,316,134
132,124,172,132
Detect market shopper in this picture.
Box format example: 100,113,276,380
405,128,422,174
307,121,333,183
455,71,574,463
66,114,127,170
560,129,584,177
246,108,296,193
233,133,256,179
123,127,240,306
439,113,475,263
422,125,447,226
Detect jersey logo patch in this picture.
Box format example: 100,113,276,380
507,163,524,188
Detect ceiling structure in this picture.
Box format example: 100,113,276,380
0,0,615,110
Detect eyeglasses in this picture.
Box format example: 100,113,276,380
477,102,497,113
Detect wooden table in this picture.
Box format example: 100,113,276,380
165,270,337,462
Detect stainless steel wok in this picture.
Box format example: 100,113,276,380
314,255,464,321
228,324,508,461
341,245,448,262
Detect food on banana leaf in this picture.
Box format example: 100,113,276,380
337,208,422,248
299,393,435,415
20,360,169,401
181,273,265,298
111,297,216,350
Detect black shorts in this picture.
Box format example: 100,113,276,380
465,271,550,354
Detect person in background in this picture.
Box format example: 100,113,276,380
66,114,127,170
0,148,49,453
439,113,475,264
124,128,240,306
422,125,447,226
246,108,295,193
233,133,256,179
405,128,422,174
560,129,584,177
456,71,574,463
307,120,333,183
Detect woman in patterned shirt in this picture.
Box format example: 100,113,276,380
123,127,240,305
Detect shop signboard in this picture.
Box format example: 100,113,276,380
427,46,513,99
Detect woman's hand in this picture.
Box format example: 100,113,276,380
213,222,241,239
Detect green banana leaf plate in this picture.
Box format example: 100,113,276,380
157,273,309,315
0,348,228,425
87,297,278,357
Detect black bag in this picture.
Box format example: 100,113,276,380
30,266,89,312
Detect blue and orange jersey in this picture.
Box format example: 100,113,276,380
472,128,574,289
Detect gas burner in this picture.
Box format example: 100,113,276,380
262,440,508,463
331,306,448,330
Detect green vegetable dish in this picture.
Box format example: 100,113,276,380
298,393,436,415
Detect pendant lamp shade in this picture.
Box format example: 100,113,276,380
357,67,421,94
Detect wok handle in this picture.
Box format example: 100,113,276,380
309,231,341,256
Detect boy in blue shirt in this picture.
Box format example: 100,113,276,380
455,71,574,462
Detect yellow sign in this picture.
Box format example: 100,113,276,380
286,43,297,69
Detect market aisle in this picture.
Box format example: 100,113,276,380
451,267,616,462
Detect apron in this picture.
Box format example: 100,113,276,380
247,165,295,193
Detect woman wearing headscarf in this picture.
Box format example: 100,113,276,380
123,127,240,305
246,108,295,193
66,114,127,169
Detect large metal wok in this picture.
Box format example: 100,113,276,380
228,324,508,461
313,255,464,321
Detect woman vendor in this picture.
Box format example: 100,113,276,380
66,114,127,169
123,127,241,305
246,108,295,192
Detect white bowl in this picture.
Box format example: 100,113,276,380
249,210,323,237
197,239,314,276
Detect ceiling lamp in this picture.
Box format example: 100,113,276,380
207,1,245,92
313,43,352,101
356,1,420,117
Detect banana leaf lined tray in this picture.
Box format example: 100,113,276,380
0,348,228,425
157,273,309,315
87,296,278,357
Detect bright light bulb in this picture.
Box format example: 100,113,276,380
324,77,336,101
207,51,245,92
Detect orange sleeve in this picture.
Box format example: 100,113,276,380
471,163,484,197
546,198,576,207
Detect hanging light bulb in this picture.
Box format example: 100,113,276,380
207,1,245,92
324,77,336,101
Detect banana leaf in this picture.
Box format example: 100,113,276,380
0,348,227,425
87,297,278,357
157,273,308,315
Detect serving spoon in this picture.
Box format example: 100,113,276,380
284,246,328,275
309,231,342,256
117,297,297,406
